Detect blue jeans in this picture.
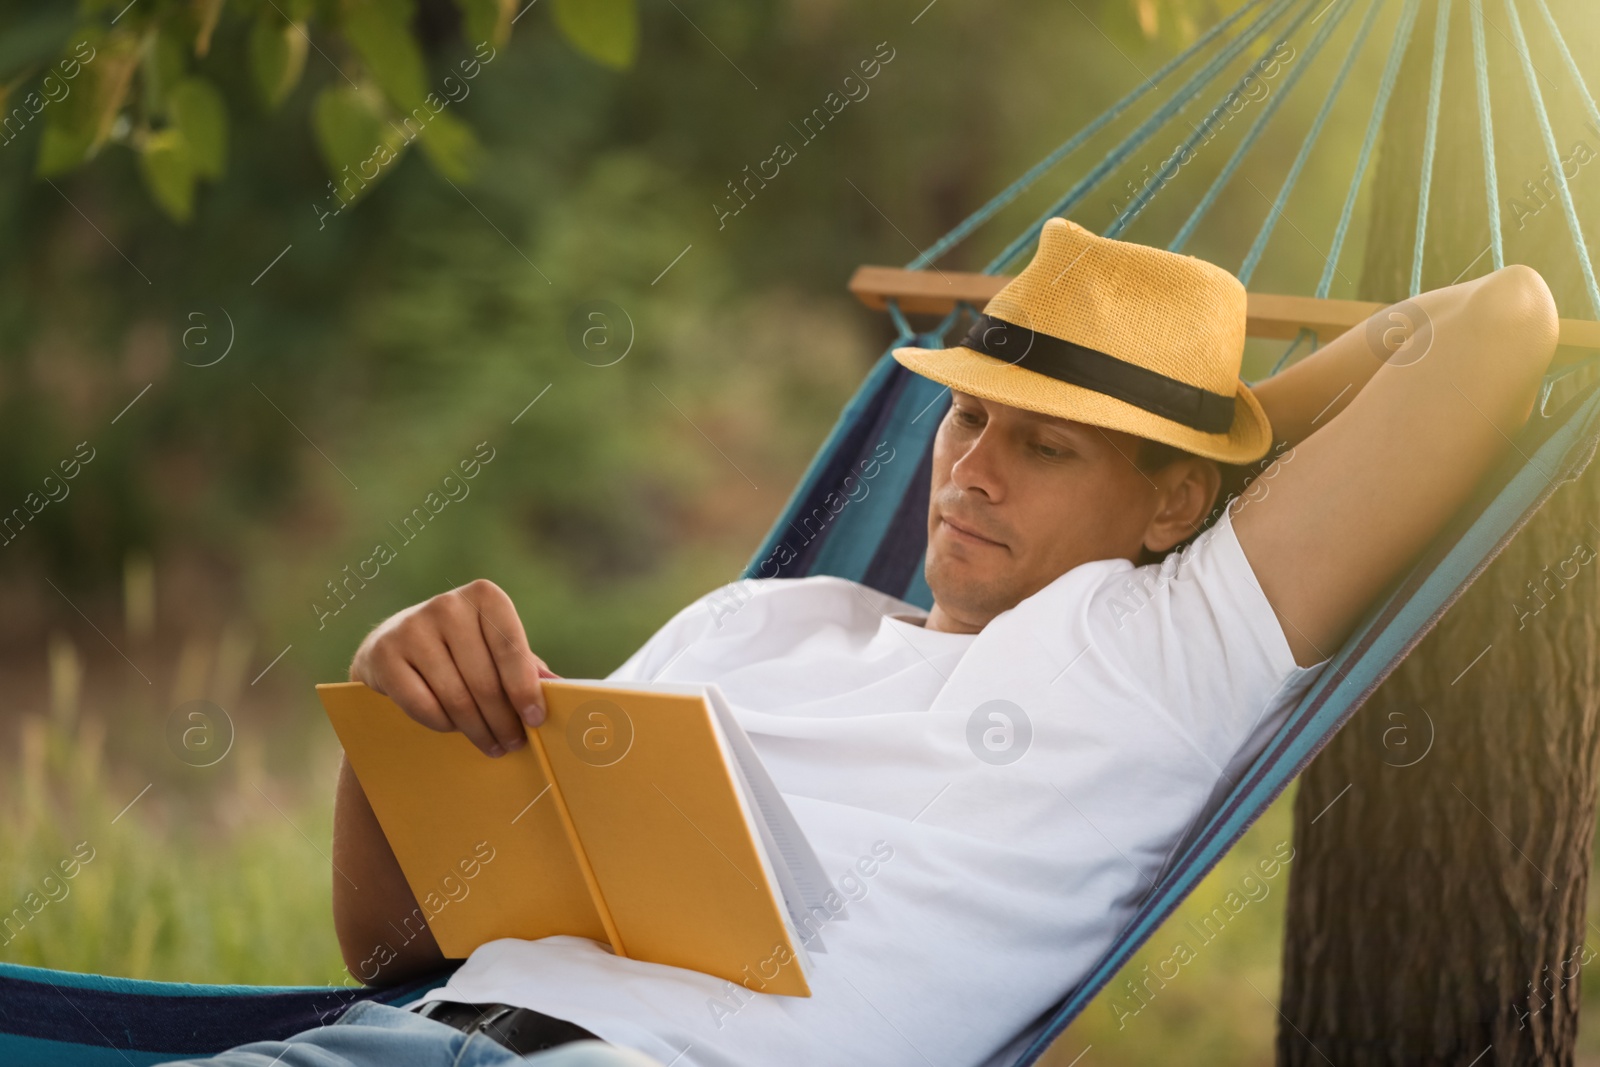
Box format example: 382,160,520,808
155,1001,663,1067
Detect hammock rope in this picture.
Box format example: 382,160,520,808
1535,0,1600,135
1535,0,1600,348
1104,0,1333,239
1503,0,1600,318
891,0,1600,371
1319,0,1423,298
1169,0,1360,254
884,297,916,343
983,0,1307,275
1238,0,1387,286
1269,326,1320,377
1412,0,1454,296
899,0,1600,381
892,0,1600,391
1470,0,1504,271
904,0,1277,271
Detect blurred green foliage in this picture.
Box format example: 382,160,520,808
5,0,638,221
0,0,1379,686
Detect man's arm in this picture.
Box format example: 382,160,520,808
332,579,555,984
1234,265,1560,667
331,754,448,984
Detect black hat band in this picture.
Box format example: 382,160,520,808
954,313,1238,435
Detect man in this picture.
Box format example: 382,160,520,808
165,219,1559,1066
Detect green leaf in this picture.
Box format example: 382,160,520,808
35,30,129,177
454,0,515,49
138,128,195,222
342,0,429,110
413,107,481,183
37,118,95,177
311,83,407,205
170,77,226,179
248,13,308,110
36,77,99,176
552,0,638,70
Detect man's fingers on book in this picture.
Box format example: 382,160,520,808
385,662,453,733
476,597,545,728
410,647,505,758
442,624,528,755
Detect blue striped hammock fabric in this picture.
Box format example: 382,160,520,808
0,961,450,1066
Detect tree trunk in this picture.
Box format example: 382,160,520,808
1278,2,1600,1064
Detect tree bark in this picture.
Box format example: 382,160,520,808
1278,2,1600,1064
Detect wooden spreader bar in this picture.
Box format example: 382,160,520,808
848,265,1600,362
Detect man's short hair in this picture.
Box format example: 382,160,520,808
1133,437,1193,473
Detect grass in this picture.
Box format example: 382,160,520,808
1,709,349,989
5,704,1600,1063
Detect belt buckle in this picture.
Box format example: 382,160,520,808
471,1004,520,1042
418,999,502,1031
421,999,597,1055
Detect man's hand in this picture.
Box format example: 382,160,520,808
335,580,557,984
349,579,555,757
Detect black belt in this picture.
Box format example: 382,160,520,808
415,999,603,1055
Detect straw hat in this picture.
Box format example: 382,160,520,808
892,217,1272,464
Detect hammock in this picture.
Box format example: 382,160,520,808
10,0,1600,1064
766,0,1600,1061
0,963,453,1065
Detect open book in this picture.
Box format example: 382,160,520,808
317,679,834,997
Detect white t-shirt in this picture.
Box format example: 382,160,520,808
412,507,1327,1066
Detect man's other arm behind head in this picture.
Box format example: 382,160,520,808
1231,265,1560,667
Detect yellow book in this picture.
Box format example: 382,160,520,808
317,679,830,997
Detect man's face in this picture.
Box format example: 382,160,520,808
924,390,1215,633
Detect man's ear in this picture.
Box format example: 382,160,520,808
1143,458,1222,554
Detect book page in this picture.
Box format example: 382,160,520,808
699,683,839,931
316,683,609,959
